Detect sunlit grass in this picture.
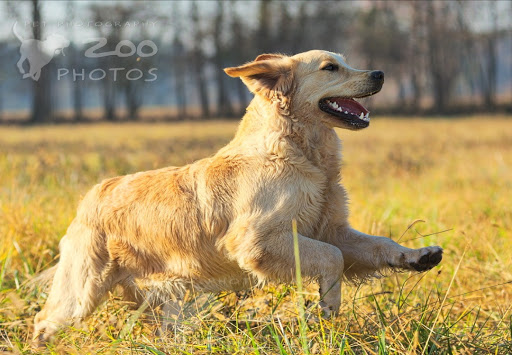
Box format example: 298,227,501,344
0,116,511,353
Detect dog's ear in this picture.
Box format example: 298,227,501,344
224,54,294,101
254,53,285,62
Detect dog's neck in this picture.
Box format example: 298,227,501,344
231,96,342,179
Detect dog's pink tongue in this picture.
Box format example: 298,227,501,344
331,98,368,115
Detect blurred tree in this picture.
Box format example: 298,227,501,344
170,2,188,119
481,0,498,109
89,4,120,120
0,42,6,119
256,0,272,54
30,0,53,123
290,3,308,54
190,1,210,118
425,0,463,112
275,2,293,54
454,1,479,101
356,3,405,70
212,0,233,117
122,5,156,120
2,0,512,122
172,37,188,120
227,0,249,116
408,1,427,111
66,1,83,121
89,3,154,120
354,2,407,110
311,2,351,52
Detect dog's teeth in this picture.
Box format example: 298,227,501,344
344,110,348,114
360,112,364,120
332,102,339,109
337,107,343,112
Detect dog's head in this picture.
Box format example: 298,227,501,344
225,50,384,130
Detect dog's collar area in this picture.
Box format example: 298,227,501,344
319,98,370,129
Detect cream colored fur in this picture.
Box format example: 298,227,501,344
33,50,442,343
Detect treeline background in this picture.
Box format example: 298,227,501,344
1,0,511,124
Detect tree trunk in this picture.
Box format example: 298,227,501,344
229,1,248,116
30,0,52,123
71,44,83,121
483,1,498,109
409,3,424,112
125,82,141,120
213,1,233,118
257,0,271,53
174,56,187,119
190,2,210,118
103,76,116,121
194,53,210,119
426,1,455,113
483,36,497,108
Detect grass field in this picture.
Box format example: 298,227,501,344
0,116,511,354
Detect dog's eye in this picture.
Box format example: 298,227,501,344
322,64,339,71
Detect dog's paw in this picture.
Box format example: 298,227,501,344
404,246,443,272
32,324,54,349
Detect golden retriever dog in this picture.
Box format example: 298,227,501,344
34,50,442,343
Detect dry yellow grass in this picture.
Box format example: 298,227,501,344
0,116,511,354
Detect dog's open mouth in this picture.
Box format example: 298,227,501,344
319,98,371,129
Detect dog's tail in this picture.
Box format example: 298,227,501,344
12,21,24,42
25,265,57,294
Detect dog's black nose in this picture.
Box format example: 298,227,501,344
370,70,384,81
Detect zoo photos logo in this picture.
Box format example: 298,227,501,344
13,22,158,82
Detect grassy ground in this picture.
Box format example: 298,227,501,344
0,117,511,354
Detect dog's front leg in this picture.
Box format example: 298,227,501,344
227,227,344,315
332,227,443,280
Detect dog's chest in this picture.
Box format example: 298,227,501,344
287,166,329,236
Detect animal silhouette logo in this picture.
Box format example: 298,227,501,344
13,22,70,81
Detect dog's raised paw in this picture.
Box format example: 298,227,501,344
408,246,443,272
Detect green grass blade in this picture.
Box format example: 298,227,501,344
292,219,310,355
245,320,261,355
134,342,168,355
269,324,288,355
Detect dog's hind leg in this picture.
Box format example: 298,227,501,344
119,279,189,336
33,221,114,345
